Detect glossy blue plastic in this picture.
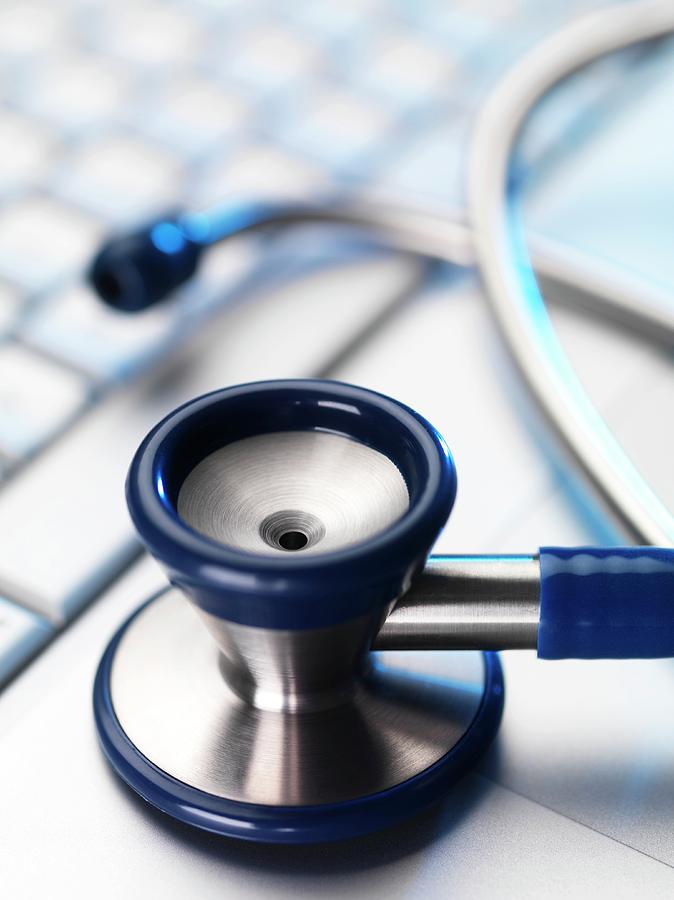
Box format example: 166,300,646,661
88,212,203,311
93,597,504,844
126,379,457,630
539,546,674,659
88,201,291,311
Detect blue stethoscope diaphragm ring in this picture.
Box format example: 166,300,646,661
93,378,504,843
94,589,504,844
92,377,674,842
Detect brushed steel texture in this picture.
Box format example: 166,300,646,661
197,605,387,712
196,555,541,716
110,589,486,806
177,430,409,556
375,556,541,651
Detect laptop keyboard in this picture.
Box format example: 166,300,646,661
0,0,656,686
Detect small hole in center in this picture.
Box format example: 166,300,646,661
259,509,325,553
278,530,308,551
94,271,122,302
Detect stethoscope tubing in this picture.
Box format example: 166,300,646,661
90,1,674,548
468,0,674,546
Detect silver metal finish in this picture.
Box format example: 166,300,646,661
467,1,674,545
177,430,409,556
110,588,487,806
376,555,540,651
223,198,674,350
196,605,385,712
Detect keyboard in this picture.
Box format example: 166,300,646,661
0,0,668,688
4,4,674,893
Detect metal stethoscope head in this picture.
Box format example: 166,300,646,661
91,2,674,843
95,378,674,842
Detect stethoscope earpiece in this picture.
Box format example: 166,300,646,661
94,379,504,843
89,213,203,312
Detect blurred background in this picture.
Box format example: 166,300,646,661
1,0,673,644
2,0,674,892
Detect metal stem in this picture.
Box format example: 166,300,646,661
374,555,541,651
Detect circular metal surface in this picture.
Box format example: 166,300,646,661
177,431,409,556
95,590,504,842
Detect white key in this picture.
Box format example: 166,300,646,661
15,53,134,131
192,142,327,206
0,112,55,193
21,283,183,383
275,87,393,169
0,197,102,291
0,283,22,334
0,343,88,458
0,596,52,686
291,0,383,41
55,135,183,223
225,24,320,92
549,298,661,412
0,2,68,57
610,350,674,515
376,115,469,206
174,0,248,19
446,0,522,14
91,3,203,67
355,31,459,106
141,75,249,157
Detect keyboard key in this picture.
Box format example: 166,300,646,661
377,114,469,205
223,24,320,94
0,198,102,292
274,87,393,170
610,350,674,515
349,31,459,109
0,343,88,458
0,284,22,335
140,75,250,158
12,52,135,133
291,0,384,42
0,392,141,623
21,283,183,383
418,6,515,50
87,2,203,68
173,0,250,22
0,1,69,58
191,142,327,206
54,135,183,223
0,596,52,686
0,112,55,194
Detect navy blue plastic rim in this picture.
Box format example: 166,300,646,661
94,596,504,844
126,379,458,629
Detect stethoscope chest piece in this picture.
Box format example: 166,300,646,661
93,379,504,843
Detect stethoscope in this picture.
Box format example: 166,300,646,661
90,3,674,844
